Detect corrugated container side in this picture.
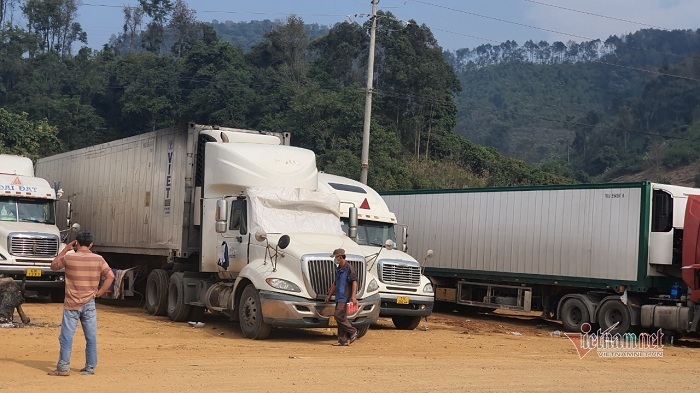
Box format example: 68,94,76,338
383,186,643,285
37,127,191,256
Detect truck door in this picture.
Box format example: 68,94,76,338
649,189,674,265
222,198,249,273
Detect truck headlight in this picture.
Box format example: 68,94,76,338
367,278,379,292
265,278,301,293
423,283,434,293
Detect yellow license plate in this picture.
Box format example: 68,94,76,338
26,269,42,277
328,316,337,327
397,296,410,305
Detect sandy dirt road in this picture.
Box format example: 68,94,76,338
1,298,699,393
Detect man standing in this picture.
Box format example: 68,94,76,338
48,230,114,376
325,248,359,346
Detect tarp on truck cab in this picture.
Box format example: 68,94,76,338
248,187,344,236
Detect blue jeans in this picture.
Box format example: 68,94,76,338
57,299,97,372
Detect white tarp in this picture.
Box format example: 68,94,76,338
247,187,344,235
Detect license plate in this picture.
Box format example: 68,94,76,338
328,316,337,327
26,269,42,277
397,296,410,305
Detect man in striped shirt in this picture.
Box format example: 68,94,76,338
48,230,115,376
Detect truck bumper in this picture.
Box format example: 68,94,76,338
259,291,381,328
0,266,65,289
379,293,434,317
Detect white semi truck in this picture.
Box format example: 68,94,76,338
383,182,700,337
0,154,65,301
36,123,380,339
317,173,434,330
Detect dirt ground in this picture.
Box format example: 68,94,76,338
1,298,699,393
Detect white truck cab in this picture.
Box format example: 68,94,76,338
0,154,64,300
318,173,434,330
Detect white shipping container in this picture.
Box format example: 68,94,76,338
383,186,643,283
37,126,195,256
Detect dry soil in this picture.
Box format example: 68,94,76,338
1,298,699,393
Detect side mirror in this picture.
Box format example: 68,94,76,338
348,206,358,240
402,226,408,252
66,201,73,228
278,235,290,249
71,223,81,232
384,239,394,250
215,199,227,233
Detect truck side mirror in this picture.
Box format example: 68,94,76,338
348,206,358,240
66,201,72,228
402,226,408,252
215,199,228,233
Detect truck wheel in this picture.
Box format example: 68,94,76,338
167,272,191,322
356,324,370,338
392,315,422,330
560,298,590,332
50,288,65,303
597,300,631,335
238,285,271,339
145,269,169,316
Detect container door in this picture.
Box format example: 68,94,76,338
682,195,700,301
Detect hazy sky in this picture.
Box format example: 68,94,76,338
74,0,700,51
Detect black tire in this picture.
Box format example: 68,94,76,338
167,272,191,322
356,324,370,338
238,285,271,339
597,300,631,335
50,288,65,303
188,306,206,322
145,269,169,316
392,315,422,330
560,298,590,332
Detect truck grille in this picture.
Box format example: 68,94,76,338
307,259,364,298
378,260,421,286
9,233,59,257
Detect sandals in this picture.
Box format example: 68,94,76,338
349,333,358,344
80,368,94,375
332,341,348,346
47,369,70,376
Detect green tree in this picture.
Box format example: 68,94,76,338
21,0,86,56
0,108,60,160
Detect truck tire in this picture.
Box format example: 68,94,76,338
167,272,191,322
560,298,590,332
356,324,370,338
145,269,169,316
597,300,631,335
238,285,271,339
391,315,422,330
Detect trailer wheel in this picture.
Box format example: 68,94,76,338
167,272,191,322
145,269,169,316
238,285,271,339
560,298,590,332
356,324,370,338
597,300,630,335
391,315,422,330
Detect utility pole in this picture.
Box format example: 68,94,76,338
360,0,378,185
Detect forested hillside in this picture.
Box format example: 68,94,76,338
0,0,564,191
445,29,700,185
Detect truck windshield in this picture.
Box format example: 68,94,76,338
341,218,397,247
0,197,55,224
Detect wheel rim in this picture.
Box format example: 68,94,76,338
569,307,582,325
605,308,623,327
242,296,258,328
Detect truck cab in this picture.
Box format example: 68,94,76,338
0,154,64,300
317,173,434,330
